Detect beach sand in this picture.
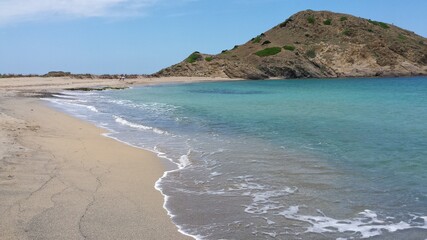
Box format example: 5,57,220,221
0,76,228,239
0,76,236,92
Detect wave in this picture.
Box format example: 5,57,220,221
43,98,99,113
178,152,191,169
243,188,298,215
279,206,427,239
107,99,180,115
52,94,79,99
86,105,99,113
114,116,169,135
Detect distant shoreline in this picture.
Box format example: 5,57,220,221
0,76,241,93
3,75,427,97
1,72,426,84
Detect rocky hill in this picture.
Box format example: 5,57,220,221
154,10,427,79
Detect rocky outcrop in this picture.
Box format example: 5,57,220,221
154,10,427,79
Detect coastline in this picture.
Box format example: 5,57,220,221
2,76,427,239
0,76,217,239
0,76,239,92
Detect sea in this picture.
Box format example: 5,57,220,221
44,77,427,239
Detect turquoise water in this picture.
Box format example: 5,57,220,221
46,77,427,239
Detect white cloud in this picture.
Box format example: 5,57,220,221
0,0,160,25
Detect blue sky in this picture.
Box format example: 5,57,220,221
1,0,426,74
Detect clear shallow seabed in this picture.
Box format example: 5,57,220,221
45,77,427,239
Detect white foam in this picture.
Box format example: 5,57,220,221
178,155,190,168
107,99,179,115
43,98,99,113
52,94,77,99
177,149,193,169
261,231,277,238
153,128,167,135
279,206,427,239
86,105,99,112
254,188,297,202
107,99,134,107
244,187,298,215
154,156,202,240
114,116,151,130
114,116,168,135
210,172,222,177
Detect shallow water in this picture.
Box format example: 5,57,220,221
45,77,427,239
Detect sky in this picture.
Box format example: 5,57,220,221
1,0,426,75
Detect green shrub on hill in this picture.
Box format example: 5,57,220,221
252,36,262,43
252,34,266,44
342,29,353,36
340,16,348,21
323,19,332,25
398,34,407,41
186,52,202,63
262,40,271,45
283,45,296,51
307,16,315,24
368,20,389,29
205,57,213,62
255,47,282,57
306,49,316,58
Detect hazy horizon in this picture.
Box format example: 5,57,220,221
1,0,426,75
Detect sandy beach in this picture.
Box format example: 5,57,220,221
0,76,231,239
1,3,426,238
0,76,236,92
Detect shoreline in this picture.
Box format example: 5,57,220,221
0,76,208,239
97,127,198,239
0,76,240,93
2,75,424,95
2,76,427,239
0,97,191,239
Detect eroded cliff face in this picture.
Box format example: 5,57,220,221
154,10,427,79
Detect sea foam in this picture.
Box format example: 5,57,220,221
279,206,427,239
114,116,168,135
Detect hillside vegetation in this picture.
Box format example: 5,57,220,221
154,10,427,79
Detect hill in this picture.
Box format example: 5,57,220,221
154,10,427,79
